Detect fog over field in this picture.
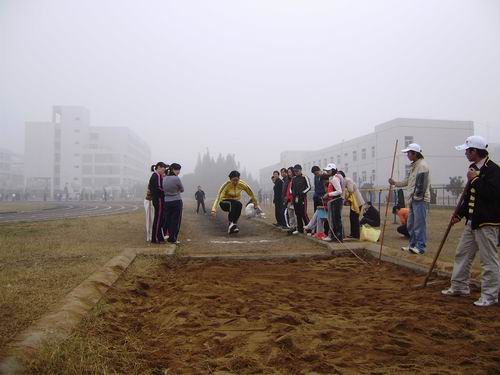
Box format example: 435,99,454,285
1,0,500,175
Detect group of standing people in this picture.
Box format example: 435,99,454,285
146,162,184,244
271,163,378,242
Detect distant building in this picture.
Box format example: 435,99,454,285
260,118,478,192
25,106,151,199
0,148,24,194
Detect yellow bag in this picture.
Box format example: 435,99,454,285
360,224,381,242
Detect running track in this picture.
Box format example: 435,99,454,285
0,201,142,224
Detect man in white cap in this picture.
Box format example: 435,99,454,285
441,136,500,307
323,163,344,242
388,143,431,254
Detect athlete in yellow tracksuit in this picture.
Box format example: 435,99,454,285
211,170,259,234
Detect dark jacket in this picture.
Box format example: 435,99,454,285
313,174,327,199
282,176,289,204
292,175,311,199
273,178,284,206
148,172,164,201
458,157,500,229
360,205,380,227
195,190,205,201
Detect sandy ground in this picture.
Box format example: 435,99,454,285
27,206,500,374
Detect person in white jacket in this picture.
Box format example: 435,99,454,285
389,143,430,254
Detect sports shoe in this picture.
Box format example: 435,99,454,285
287,227,296,235
228,224,239,234
473,298,497,307
409,247,424,255
401,246,409,252
292,230,299,235
228,222,236,234
323,237,333,242
441,288,470,297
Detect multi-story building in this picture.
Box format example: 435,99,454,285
260,118,491,193
25,106,151,199
0,148,24,197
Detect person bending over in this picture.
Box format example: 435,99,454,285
211,170,259,234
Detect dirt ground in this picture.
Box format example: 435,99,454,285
26,206,500,375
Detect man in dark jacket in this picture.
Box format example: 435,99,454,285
311,165,326,212
272,171,285,227
291,164,311,234
442,136,500,307
195,186,206,214
359,202,381,227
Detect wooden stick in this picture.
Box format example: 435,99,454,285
418,184,468,288
378,139,399,263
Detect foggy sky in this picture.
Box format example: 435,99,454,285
1,0,500,175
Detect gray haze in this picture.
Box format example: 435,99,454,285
1,0,500,175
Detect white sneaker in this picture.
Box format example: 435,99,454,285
409,247,424,255
401,246,409,252
441,288,470,297
473,298,497,307
292,230,299,235
228,222,235,234
323,237,333,242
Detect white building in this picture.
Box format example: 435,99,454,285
0,148,24,195
260,118,487,192
25,106,151,199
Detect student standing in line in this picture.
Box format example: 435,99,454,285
323,163,344,242
163,163,184,244
195,186,207,214
442,136,500,307
211,170,259,234
311,166,326,212
272,171,285,227
338,171,365,239
291,164,311,235
284,167,297,233
389,143,431,255
280,168,290,229
148,162,168,244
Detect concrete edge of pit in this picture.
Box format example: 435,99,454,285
0,248,139,375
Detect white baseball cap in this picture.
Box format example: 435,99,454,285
323,163,337,171
401,143,422,153
455,135,488,151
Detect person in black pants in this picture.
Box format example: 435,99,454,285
272,171,285,227
311,165,326,212
163,163,184,244
195,186,206,214
291,164,311,235
148,162,168,243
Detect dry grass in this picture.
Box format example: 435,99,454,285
24,257,162,375
0,212,146,355
0,202,59,213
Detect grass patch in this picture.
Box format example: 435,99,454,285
0,213,147,355
0,202,59,214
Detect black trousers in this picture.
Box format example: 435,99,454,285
220,200,242,224
397,224,410,238
293,197,309,233
313,196,323,212
164,200,183,242
349,209,360,238
328,198,343,241
196,200,206,214
151,198,165,243
274,203,285,226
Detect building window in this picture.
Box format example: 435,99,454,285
353,172,358,183
344,163,348,173
371,169,376,183
361,148,366,160
352,151,357,162
362,171,367,182
405,136,414,147
337,154,341,164
371,146,375,158
330,157,334,163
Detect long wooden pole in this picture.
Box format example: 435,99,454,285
418,184,468,288
378,139,398,263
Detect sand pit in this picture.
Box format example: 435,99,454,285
23,209,500,374
27,255,498,375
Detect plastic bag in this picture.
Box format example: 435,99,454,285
360,224,381,242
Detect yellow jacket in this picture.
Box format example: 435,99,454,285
212,180,257,212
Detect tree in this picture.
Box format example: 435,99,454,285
446,176,464,198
